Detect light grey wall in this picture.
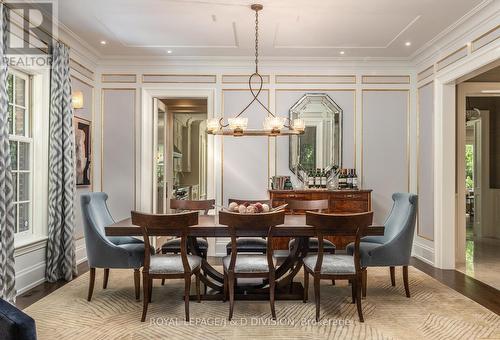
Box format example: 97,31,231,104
71,76,93,239
102,89,135,220
222,90,269,205
275,90,355,185
418,83,435,240
362,90,409,224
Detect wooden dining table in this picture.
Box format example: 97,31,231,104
105,214,384,301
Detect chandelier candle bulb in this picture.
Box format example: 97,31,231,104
292,118,305,132
206,118,220,133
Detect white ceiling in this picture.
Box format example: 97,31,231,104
58,0,486,59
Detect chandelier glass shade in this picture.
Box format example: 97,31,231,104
206,4,305,137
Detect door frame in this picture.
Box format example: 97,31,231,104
433,47,500,269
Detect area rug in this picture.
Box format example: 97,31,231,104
23,266,500,339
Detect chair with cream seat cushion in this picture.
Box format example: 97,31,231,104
219,210,285,321
131,211,202,322
303,211,373,322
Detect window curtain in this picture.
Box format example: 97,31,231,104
0,3,16,302
45,42,77,282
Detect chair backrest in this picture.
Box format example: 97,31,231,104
81,192,119,266
287,199,329,213
228,198,271,205
218,210,285,273
378,193,418,245
131,211,199,273
170,199,215,215
306,211,374,274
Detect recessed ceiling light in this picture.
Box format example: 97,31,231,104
100,40,107,45
339,51,345,55
405,41,411,46
167,50,173,54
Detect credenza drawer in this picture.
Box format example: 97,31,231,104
331,192,369,201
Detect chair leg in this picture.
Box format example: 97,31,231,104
141,273,150,322
303,270,309,303
103,268,109,289
403,266,410,298
269,274,276,320
196,271,201,303
228,272,235,321
351,279,356,304
356,275,364,322
161,278,165,286
184,275,191,321
149,278,153,303
314,276,321,322
390,266,396,286
134,269,140,301
361,268,367,298
87,267,96,301
223,272,228,302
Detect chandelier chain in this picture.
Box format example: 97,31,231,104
255,9,259,73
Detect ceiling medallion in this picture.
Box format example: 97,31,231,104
206,4,305,137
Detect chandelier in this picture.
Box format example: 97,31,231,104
206,4,305,137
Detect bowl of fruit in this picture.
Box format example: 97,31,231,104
218,201,288,214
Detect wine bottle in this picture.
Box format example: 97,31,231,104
321,168,327,188
347,169,353,189
352,169,358,190
314,168,320,188
338,169,346,189
308,169,314,188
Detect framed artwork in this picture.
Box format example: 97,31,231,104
74,116,92,187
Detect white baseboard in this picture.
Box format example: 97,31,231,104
412,241,435,266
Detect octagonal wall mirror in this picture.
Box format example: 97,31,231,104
289,93,342,174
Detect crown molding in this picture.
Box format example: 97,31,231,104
411,0,498,67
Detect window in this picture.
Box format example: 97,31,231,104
8,70,32,236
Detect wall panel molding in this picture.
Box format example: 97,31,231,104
142,74,217,83
362,75,410,84
70,58,95,80
275,75,356,84
471,24,500,52
102,74,137,83
436,46,468,71
222,74,270,84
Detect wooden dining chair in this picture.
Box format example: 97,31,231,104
286,199,336,254
303,211,374,322
225,198,272,255
131,211,202,322
161,199,214,288
219,210,285,321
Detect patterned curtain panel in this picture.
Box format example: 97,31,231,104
0,3,16,302
46,42,77,282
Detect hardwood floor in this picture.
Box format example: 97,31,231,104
411,257,500,315
16,257,500,316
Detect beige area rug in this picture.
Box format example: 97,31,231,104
24,266,500,340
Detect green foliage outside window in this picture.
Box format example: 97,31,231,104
466,144,474,189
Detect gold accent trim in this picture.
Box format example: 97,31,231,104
101,88,137,209
417,65,434,82
274,88,357,169
221,74,270,84
220,89,270,204
418,79,434,90
141,74,217,84
471,24,500,52
275,74,357,84
101,74,138,83
361,89,411,194
71,74,95,192
436,46,468,71
416,81,435,241
361,75,411,85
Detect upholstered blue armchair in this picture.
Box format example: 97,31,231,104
0,298,36,340
81,192,151,301
346,192,418,297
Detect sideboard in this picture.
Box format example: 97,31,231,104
269,189,373,250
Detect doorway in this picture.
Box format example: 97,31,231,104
153,98,209,214
456,66,500,290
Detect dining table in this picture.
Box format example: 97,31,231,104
105,214,384,301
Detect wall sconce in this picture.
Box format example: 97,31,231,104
72,91,84,109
